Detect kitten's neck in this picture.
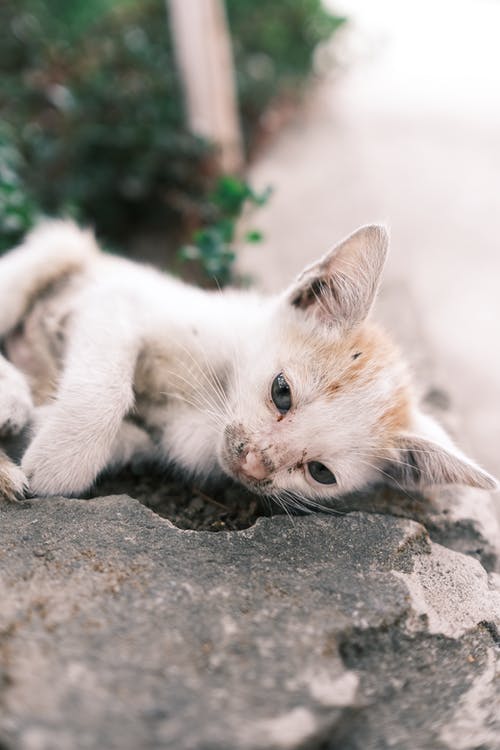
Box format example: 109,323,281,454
137,289,269,415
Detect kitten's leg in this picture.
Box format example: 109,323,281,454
0,221,96,437
0,354,33,436
107,421,156,472
28,415,157,483
0,449,28,502
21,299,140,497
0,220,99,336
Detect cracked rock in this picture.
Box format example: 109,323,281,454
1,496,499,750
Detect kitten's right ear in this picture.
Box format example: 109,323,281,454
285,225,389,330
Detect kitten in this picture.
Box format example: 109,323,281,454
0,221,496,504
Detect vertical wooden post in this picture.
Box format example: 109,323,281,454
167,0,244,174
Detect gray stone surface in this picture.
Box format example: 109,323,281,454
1,494,499,750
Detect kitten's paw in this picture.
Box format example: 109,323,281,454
0,375,34,436
22,438,92,497
22,450,65,497
0,460,29,503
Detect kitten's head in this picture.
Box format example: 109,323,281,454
218,225,497,501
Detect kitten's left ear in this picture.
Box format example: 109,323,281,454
286,224,389,329
384,414,498,491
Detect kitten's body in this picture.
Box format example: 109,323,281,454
0,221,495,502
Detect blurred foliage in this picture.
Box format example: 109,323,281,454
0,0,214,246
226,0,346,150
0,127,39,252
180,176,271,285
0,0,344,280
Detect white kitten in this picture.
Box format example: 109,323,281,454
0,220,496,503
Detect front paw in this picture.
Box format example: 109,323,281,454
0,459,29,502
0,382,33,437
22,436,94,497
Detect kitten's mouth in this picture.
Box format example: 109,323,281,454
234,473,273,494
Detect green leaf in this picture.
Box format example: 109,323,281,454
245,229,263,243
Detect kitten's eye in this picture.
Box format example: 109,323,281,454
271,372,292,414
308,461,337,485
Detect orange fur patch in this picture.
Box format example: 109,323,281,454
326,382,341,395
320,324,399,392
312,323,413,435
377,387,412,433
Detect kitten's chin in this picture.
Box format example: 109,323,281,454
238,476,273,495
223,465,273,495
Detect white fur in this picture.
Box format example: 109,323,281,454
0,453,29,502
0,221,99,336
0,221,495,502
0,355,33,435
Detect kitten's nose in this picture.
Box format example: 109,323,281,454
240,449,269,481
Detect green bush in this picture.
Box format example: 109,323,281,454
0,0,345,275
0,128,39,252
180,176,271,285
226,0,345,151
0,0,215,245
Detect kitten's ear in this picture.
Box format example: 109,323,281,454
286,225,389,329
384,416,498,491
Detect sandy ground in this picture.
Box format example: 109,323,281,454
239,0,500,495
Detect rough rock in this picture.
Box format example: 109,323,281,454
332,481,500,574
1,280,499,750
1,495,499,750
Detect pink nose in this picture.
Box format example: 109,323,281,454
239,450,269,480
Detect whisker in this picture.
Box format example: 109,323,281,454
161,392,224,430
270,490,295,524
357,458,418,503
163,385,225,425
186,338,230,410
280,489,347,516
169,339,230,415
160,382,227,431
159,367,227,426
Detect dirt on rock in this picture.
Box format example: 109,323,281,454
87,462,275,531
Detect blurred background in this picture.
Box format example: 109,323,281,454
1,0,499,484
0,0,345,280
237,0,500,491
